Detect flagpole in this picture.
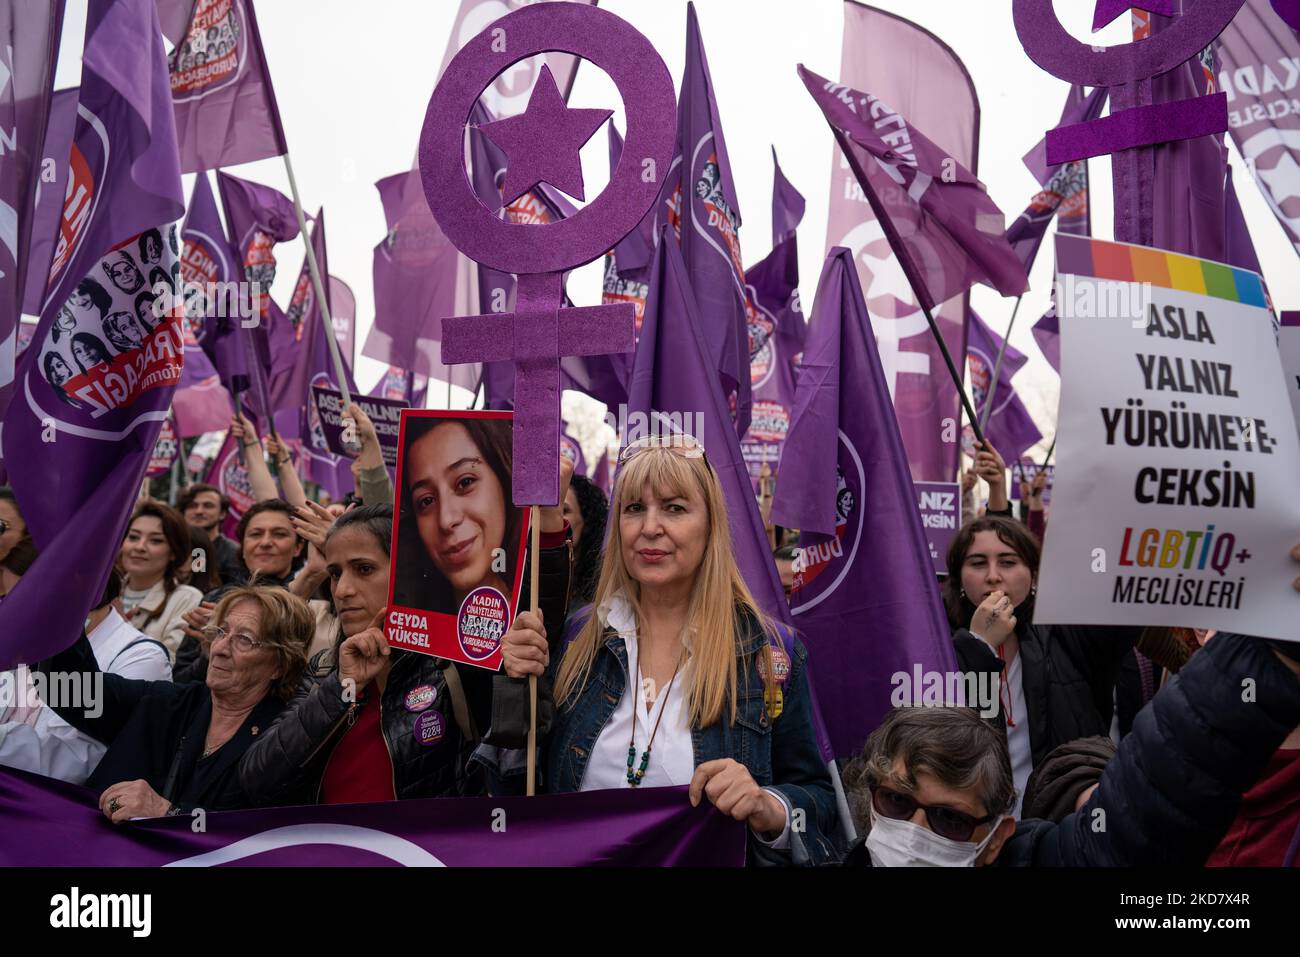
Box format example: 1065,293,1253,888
830,130,985,447
1041,434,1057,468
978,294,1024,432
526,507,540,797
281,152,353,411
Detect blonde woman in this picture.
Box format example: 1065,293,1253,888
501,434,839,864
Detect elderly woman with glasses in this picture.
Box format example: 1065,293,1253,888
32,585,312,822
498,434,841,865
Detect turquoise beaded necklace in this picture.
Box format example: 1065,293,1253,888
626,648,686,786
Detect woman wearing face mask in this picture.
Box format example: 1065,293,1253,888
498,434,839,865
240,487,573,806
943,515,1142,818
118,502,204,661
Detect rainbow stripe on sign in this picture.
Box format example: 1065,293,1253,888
1055,234,1270,309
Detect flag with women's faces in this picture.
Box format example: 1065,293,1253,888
0,0,185,669
771,248,958,759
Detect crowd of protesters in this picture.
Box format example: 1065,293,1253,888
0,410,1297,868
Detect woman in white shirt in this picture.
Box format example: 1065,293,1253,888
501,434,840,864
118,501,202,661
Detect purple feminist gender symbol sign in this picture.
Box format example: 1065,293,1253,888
419,3,676,505
1012,0,1244,244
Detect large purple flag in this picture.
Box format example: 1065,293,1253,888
0,767,744,866
770,248,958,759
271,210,355,498
1224,164,1263,273
0,0,185,669
20,89,79,318
648,3,751,437
1218,0,1300,261
362,169,475,392
821,3,981,484
0,1,64,426
964,310,1042,463
628,227,790,628
160,0,288,173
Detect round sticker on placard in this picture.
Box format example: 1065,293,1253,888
413,709,445,746
457,586,510,662
404,684,436,713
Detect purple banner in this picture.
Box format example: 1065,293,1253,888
0,767,744,866
146,416,180,477
914,481,961,576
311,385,405,471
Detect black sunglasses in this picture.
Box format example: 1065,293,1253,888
871,785,996,843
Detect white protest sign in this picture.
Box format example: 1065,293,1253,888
1037,236,1300,639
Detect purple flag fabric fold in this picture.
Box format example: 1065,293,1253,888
771,146,806,246
628,227,790,628
770,247,958,758
0,766,745,866
19,88,79,318
1223,164,1263,273
965,309,1042,462
163,0,288,173
0,0,184,669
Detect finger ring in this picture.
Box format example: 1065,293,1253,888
108,798,122,813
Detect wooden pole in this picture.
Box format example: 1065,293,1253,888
527,506,540,797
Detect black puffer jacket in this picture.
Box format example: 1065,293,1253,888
238,542,571,806
953,621,1142,767
845,632,1300,866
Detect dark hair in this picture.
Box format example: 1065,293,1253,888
179,483,229,515
395,417,518,615
149,266,172,296
72,278,112,317
941,515,1041,630
42,351,74,387
134,292,158,330
186,523,222,595
1,535,38,576
95,567,123,611
568,474,607,605
125,501,193,627
137,228,163,263
234,499,304,576
71,331,112,371
842,706,1015,835
322,504,394,661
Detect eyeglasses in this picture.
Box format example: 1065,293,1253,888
871,785,996,843
201,625,266,654
616,433,709,467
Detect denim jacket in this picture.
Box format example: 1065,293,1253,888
483,600,842,865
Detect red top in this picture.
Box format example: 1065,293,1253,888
320,686,396,805
1206,747,1300,867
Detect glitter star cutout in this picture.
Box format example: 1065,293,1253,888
477,64,612,208
1091,0,1176,32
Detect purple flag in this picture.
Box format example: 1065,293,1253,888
628,227,790,628
771,146,805,246
964,310,1042,463
271,210,355,499
1148,4,1229,261
205,424,255,539
329,275,355,367
363,169,477,392
161,0,288,173
593,445,611,495
1218,0,1300,260
215,169,298,313
20,89,79,318
560,430,587,477
648,3,751,437
0,767,744,866
1022,85,1108,187
770,248,958,758
0,0,185,669
820,4,981,484
0,1,65,425
369,365,428,409
1224,164,1263,273
600,125,652,349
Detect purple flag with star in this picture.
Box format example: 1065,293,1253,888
964,309,1042,463
363,169,477,393
0,1,64,428
160,0,289,173
647,3,752,437
770,247,958,759
1218,0,1300,260
628,227,789,627
0,0,185,669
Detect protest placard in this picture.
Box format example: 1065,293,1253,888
914,481,961,575
310,385,406,470
386,410,529,669
1037,236,1300,638
145,417,179,477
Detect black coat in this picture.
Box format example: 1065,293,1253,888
845,632,1300,866
35,633,284,813
238,540,572,806
953,621,1141,767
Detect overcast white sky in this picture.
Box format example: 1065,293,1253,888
53,0,1300,454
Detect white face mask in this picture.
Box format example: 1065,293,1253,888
865,806,1003,867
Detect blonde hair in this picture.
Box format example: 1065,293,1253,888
553,445,778,728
